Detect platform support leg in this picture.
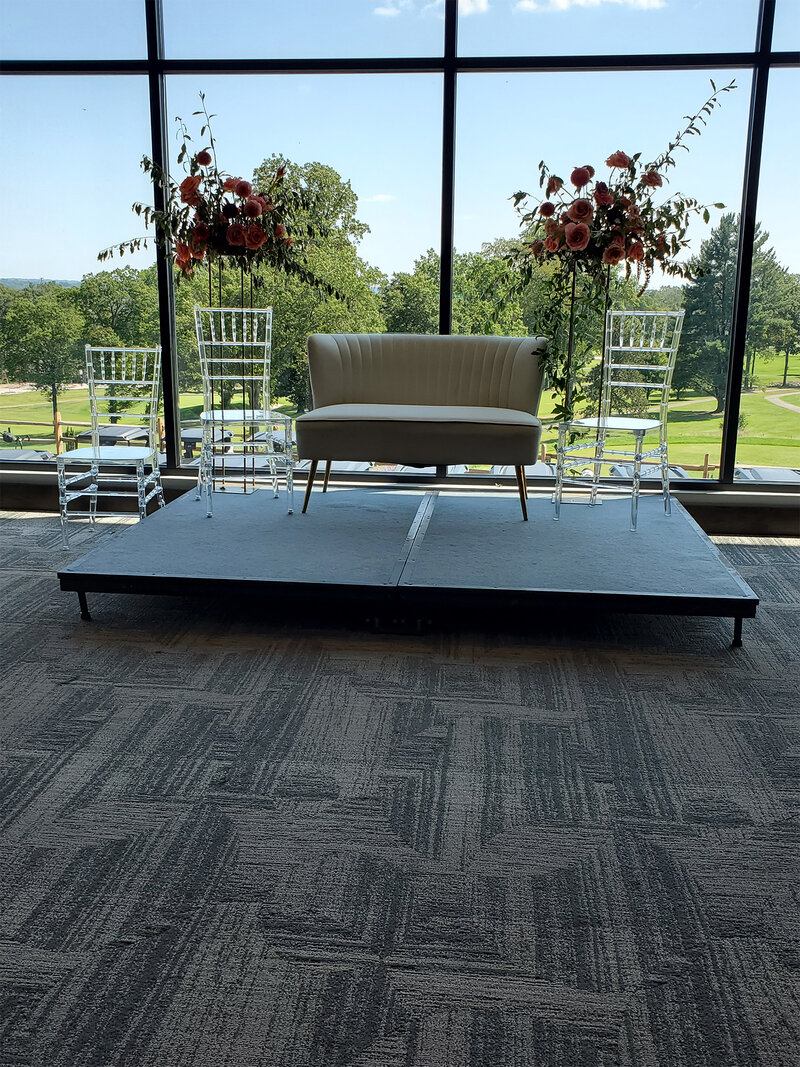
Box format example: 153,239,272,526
732,616,743,648
77,590,92,622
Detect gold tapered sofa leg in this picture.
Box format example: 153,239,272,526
515,465,528,521
302,459,319,513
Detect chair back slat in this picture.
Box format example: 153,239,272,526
194,306,273,417
84,345,162,451
600,310,684,425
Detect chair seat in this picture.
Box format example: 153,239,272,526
572,416,662,433
57,445,157,462
296,404,541,466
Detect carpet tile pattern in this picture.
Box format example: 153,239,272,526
1,510,799,1066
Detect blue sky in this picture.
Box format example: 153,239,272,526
1,1,797,280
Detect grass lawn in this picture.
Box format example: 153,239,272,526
2,382,798,475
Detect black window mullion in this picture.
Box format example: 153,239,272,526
438,0,457,336
145,0,180,469
719,0,775,484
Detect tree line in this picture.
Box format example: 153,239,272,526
1,154,798,426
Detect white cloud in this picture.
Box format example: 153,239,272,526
516,0,665,12
362,194,397,203
459,0,490,13
373,1,414,16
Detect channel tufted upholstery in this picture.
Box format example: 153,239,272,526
295,333,549,518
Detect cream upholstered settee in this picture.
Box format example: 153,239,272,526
294,333,549,519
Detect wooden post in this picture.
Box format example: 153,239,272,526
703,453,710,477
539,441,546,461
54,411,63,455
157,416,165,451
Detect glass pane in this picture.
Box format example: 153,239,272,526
455,70,750,480
163,74,441,467
457,0,759,58
0,0,146,60
773,0,800,49
0,77,157,464
163,0,443,59
735,69,800,484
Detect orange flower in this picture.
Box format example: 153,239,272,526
564,222,591,251
223,177,238,192
570,166,591,188
544,235,561,252
274,223,287,240
567,198,593,224
539,201,556,217
627,241,645,262
244,224,267,249
602,244,625,265
546,176,563,196
196,149,212,166
605,150,631,168
642,170,663,187
226,222,246,246
179,175,202,206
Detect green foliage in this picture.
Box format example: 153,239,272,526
0,284,85,419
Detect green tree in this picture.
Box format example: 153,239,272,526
74,267,159,348
0,285,85,422
681,213,788,411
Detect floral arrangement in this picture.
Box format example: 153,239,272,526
506,79,735,420
100,94,331,291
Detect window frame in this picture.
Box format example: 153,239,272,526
1,0,798,492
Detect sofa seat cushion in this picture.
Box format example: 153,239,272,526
295,404,542,466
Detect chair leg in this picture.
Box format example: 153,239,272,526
661,440,671,515
301,460,319,514
553,426,566,520
631,432,643,532
322,460,332,493
514,466,528,521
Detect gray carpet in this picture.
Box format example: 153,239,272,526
1,510,799,1067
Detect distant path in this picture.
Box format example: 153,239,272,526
764,390,800,412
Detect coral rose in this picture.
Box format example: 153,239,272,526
192,222,210,241
250,195,269,213
564,222,590,251
226,222,246,246
544,218,561,238
583,165,595,178
284,236,293,247
243,198,263,218
627,241,645,262
567,198,593,224
530,240,544,255
539,201,556,217
234,179,253,197
179,175,202,206
642,170,662,188
175,241,191,263
223,177,238,192
602,244,625,265
594,181,614,207
191,245,206,261
617,195,631,210
606,151,631,168
196,149,212,166
570,166,591,188
274,223,287,240
546,176,563,196
544,235,561,252
244,224,267,250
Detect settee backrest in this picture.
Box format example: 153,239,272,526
307,334,548,415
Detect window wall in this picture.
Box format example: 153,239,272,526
1,0,798,490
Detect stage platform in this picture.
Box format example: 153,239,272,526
58,485,758,644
